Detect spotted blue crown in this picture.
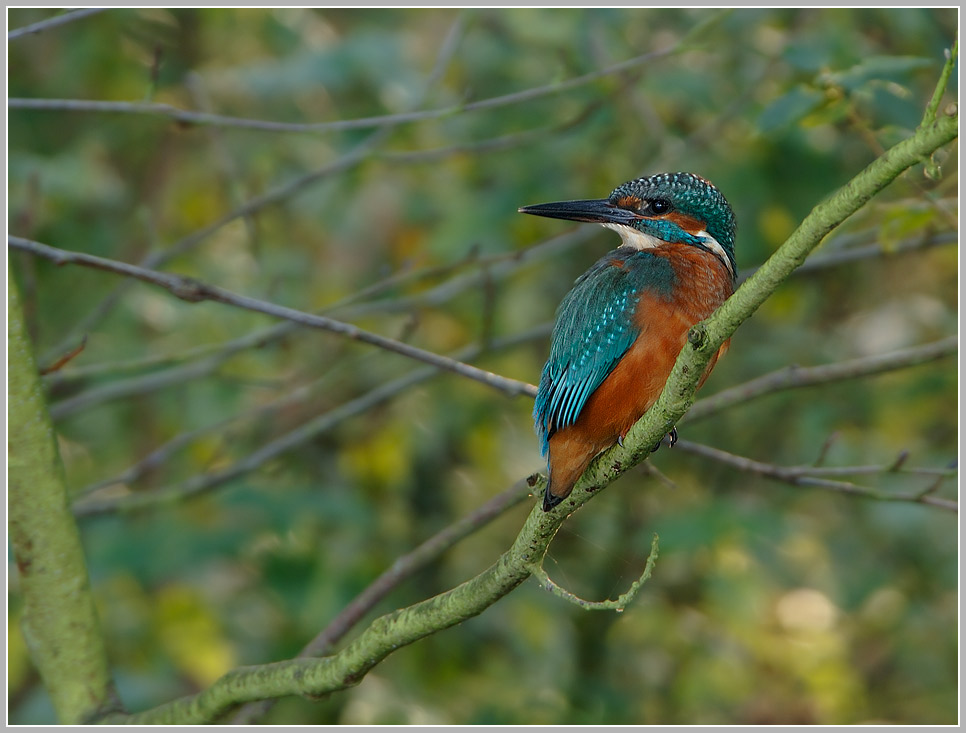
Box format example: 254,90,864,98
609,172,737,275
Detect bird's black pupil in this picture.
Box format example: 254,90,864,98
650,200,671,214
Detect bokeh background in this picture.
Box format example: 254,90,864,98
8,7,958,725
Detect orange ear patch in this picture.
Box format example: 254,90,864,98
659,211,705,235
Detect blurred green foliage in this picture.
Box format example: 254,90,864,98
8,7,957,725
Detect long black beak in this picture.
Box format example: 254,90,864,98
518,199,640,226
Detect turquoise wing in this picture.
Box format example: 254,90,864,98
534,250,676,456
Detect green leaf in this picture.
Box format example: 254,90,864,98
758,85,826,132
825,55,935,91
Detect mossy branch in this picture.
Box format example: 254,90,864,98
94,97,956,725
7,272,119,723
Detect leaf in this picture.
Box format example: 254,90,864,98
824,55,935,92
758,85,826,132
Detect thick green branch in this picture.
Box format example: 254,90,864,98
7,272,119,723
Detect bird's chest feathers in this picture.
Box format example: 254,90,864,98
608,246,734,328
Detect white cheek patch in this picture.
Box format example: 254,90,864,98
602,222,664,251
603,222,734,278
694,230,735,278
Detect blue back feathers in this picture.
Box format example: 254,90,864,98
533,247,676,455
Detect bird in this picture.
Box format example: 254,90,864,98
519,172,737,511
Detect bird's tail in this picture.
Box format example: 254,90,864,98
543,434,598,511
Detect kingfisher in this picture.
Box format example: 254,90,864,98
520,172,737,511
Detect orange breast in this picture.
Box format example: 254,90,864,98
545,245,733,503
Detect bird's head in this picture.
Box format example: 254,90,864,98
519,172,737,280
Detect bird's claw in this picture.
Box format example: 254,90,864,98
649,427,678,453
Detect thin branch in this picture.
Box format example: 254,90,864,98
7,45,680,135
377,102,597,165
923,37,959,127
336,227,597,320
813,431,840,467
44,218,953,400
684,336,957,424
50,350,239,421
312,479,535,655
33,13,469,365
530,534,659,611
42,219,584,397
673,439,957,512
42,247,491,389
736,230,956,284
72,324,550,517
8,8,105,41
71,365,349,498
230,475,537,723
9,236,537,403
43,340,244,387
36,133,384,365
39,335,87,375
184,72,258,248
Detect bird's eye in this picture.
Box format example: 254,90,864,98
649,199,672,215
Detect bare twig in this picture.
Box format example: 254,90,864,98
33,13,470,365
530,534,659,611
923,38,959,127
377,101,598,165
305,480,534,656
71,324,549,517
10,237,537,402
813,431,840,467
185,72,258,248
72,357,369,498
51,351,239,421
8,45,680,135
736,230,956,284
39,335,87,376
8,8,105,41
685,336,957,424
336,227,597,320
42,244,495,390
673,439,957,512
916,464,954,499
36,132,385,365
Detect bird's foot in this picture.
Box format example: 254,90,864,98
542,489,566,512
649,427,679,453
